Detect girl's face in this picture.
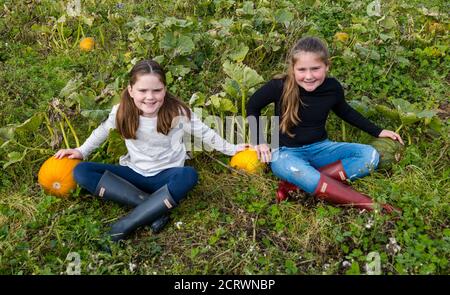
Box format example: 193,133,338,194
293,51,329,92
128,73,166,118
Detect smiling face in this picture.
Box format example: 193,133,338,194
293,51,329,92
128,73,166,118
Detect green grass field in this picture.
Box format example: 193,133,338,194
0,0,448,274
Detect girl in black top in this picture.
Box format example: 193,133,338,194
247,36,403,213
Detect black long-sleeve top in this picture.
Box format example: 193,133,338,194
246,77,382,147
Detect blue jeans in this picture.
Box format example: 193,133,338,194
73,162,198,203
270,140,380,193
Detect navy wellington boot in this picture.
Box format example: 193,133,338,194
95,171,171,233
107,185,177,242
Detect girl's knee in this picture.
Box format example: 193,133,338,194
365,145,380,169
354,145,379,175
271,163,319,193
270,153,290,175
73,162,89,184
167,167,198,202
184,167,199,187
174,167,198,189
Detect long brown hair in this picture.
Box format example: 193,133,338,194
116,60,191,139
278,36,329,137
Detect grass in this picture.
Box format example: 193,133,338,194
1,142,448,274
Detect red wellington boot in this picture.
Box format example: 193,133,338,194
275,161,348,203
318,160,347,183
313,174,401,214
276,180,299,202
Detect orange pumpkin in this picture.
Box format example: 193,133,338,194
79,37,95,52
230,149,264,174
38,157,81,197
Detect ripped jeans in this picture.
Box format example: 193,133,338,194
270,139,380,193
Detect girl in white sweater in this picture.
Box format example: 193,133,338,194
55,60,247,242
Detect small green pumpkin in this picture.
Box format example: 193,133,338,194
369,138,404,170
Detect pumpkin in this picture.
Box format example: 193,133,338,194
38,157,81,197
79,37,95,52
369,138,404,170
230,149,264,174
334,32,349,43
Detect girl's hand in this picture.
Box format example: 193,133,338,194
236,143,252,152
378,130,404,145
255,144,271,163
54,148,83,160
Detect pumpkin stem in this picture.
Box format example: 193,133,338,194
72,22,82,49
241,87,247,141
53,106,80,147
61,112,80,147
59,121,70,149
52,182,62,190
43,113,55,139
341,121,347,141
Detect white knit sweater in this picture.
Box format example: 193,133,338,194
76,105,238,176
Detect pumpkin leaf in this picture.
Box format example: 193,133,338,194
160,32,195,56
349,97,375,117
59,75,83,99
379,16,397,30
416,110,437,119
222,78,241,98
228,44,249,63
165,71,174,85
81,15,94,27
275,9,294,26
366,0,381,17
342,48,357,60
175,35,195,55
0,126,16,142
139,32,154,42
64,91,83,108
167,64,191,77
390,98,437,125
375,104,400,120
209,93,223,109
223,61,264,91
354,44,380,60
92,82,116,107
189,92,206,107
391,98,416,113
153,55,164,64
236,2,255,16
31,24,51,34
400,112,421,125
80,109,111,123
219,98,238,113
15,112,44,137
379,32,394,41
162,17,193,28
396,56,410,67
427,116,442,132
3,150,27,169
